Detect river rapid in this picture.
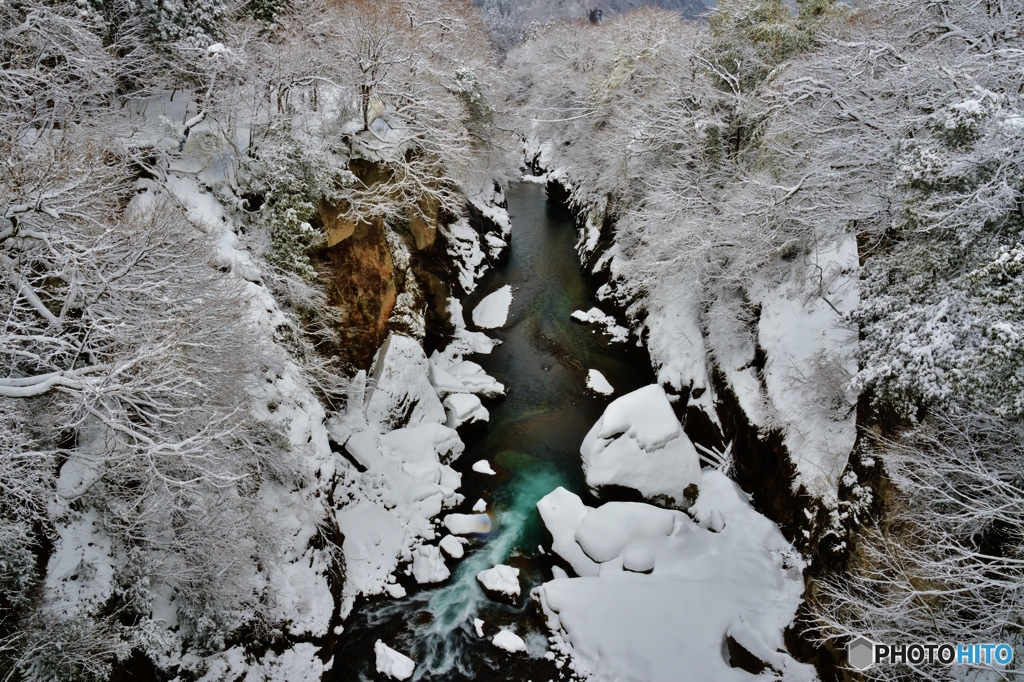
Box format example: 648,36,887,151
331,182,655,681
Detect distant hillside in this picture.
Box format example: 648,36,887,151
475,0,709,50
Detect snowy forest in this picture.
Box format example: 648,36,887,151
1,0,1023,681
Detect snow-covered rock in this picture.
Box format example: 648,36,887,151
474,618,486,637
411,544,450,584
443,393,489,429
537,487,598,577
472,285,514,329
571,307,629,343
580,384,702,507
446,360,505,398
476,564,521,600
443,513,492,535
534,472,816,682
439,535,467,559
585,369,614,395
472,498,487,512
492,629,528,653
364,333,446,432
374,640,415,680
472,459,496,475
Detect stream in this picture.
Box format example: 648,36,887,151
331,182,655,681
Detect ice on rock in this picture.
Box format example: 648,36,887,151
476,564,520,600
374,640,415,680
492,629,528,653
471,285,513,329
472,498,487,513
472,459,496,475
443,393,489,429
364,333,446,432
580,384,701,507
534,472,817,682
411,544,450,584
585,369,614,396
439,535,467,559
536,487,598,577
443,513,492,535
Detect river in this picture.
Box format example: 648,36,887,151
330,182,655,681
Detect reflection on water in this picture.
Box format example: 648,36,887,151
331,183,654,681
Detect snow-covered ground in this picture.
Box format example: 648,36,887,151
533,472,817,682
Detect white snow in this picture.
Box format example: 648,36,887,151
446,360,505,398
441,218,488,293
492,629,528,653
472,285,514,329
439,535,467,559
585,369,614,395
443,393,490,429
472,459,496,475
411,544,450,584
474,618,486,637
374,640,415,680
472,498,488,512
580,385,702,507
443,513,492,535
537,487,598,577
476,564,521,599
571,307,629,343
534,471,817,682
364,333,447,432
749,236,860,498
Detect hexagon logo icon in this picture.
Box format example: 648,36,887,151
848,636,875,670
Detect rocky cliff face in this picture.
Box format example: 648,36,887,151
315,160,506,369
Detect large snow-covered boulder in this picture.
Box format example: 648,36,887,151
534,472,817,682
365,333,446,432
443,393,489,429
580,384,701,508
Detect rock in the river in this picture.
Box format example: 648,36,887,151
365,333,446,432
580,384,701,508
476,564,520,601
374,640,415,680
443,393,489,429
492,629,527,653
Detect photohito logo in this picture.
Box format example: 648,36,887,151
847,637,1014,670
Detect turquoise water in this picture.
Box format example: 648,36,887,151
332,183,654,681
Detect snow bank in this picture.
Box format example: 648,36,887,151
374,640,415,680
331,419,465,608
644,292,721,429
749,237,859,498
441,218,488,293
580,385,702,507
585,369,614,395
492,629,528,653
534,472,816,682
571,307,629,343
472,285,514,329
477,564,521,600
